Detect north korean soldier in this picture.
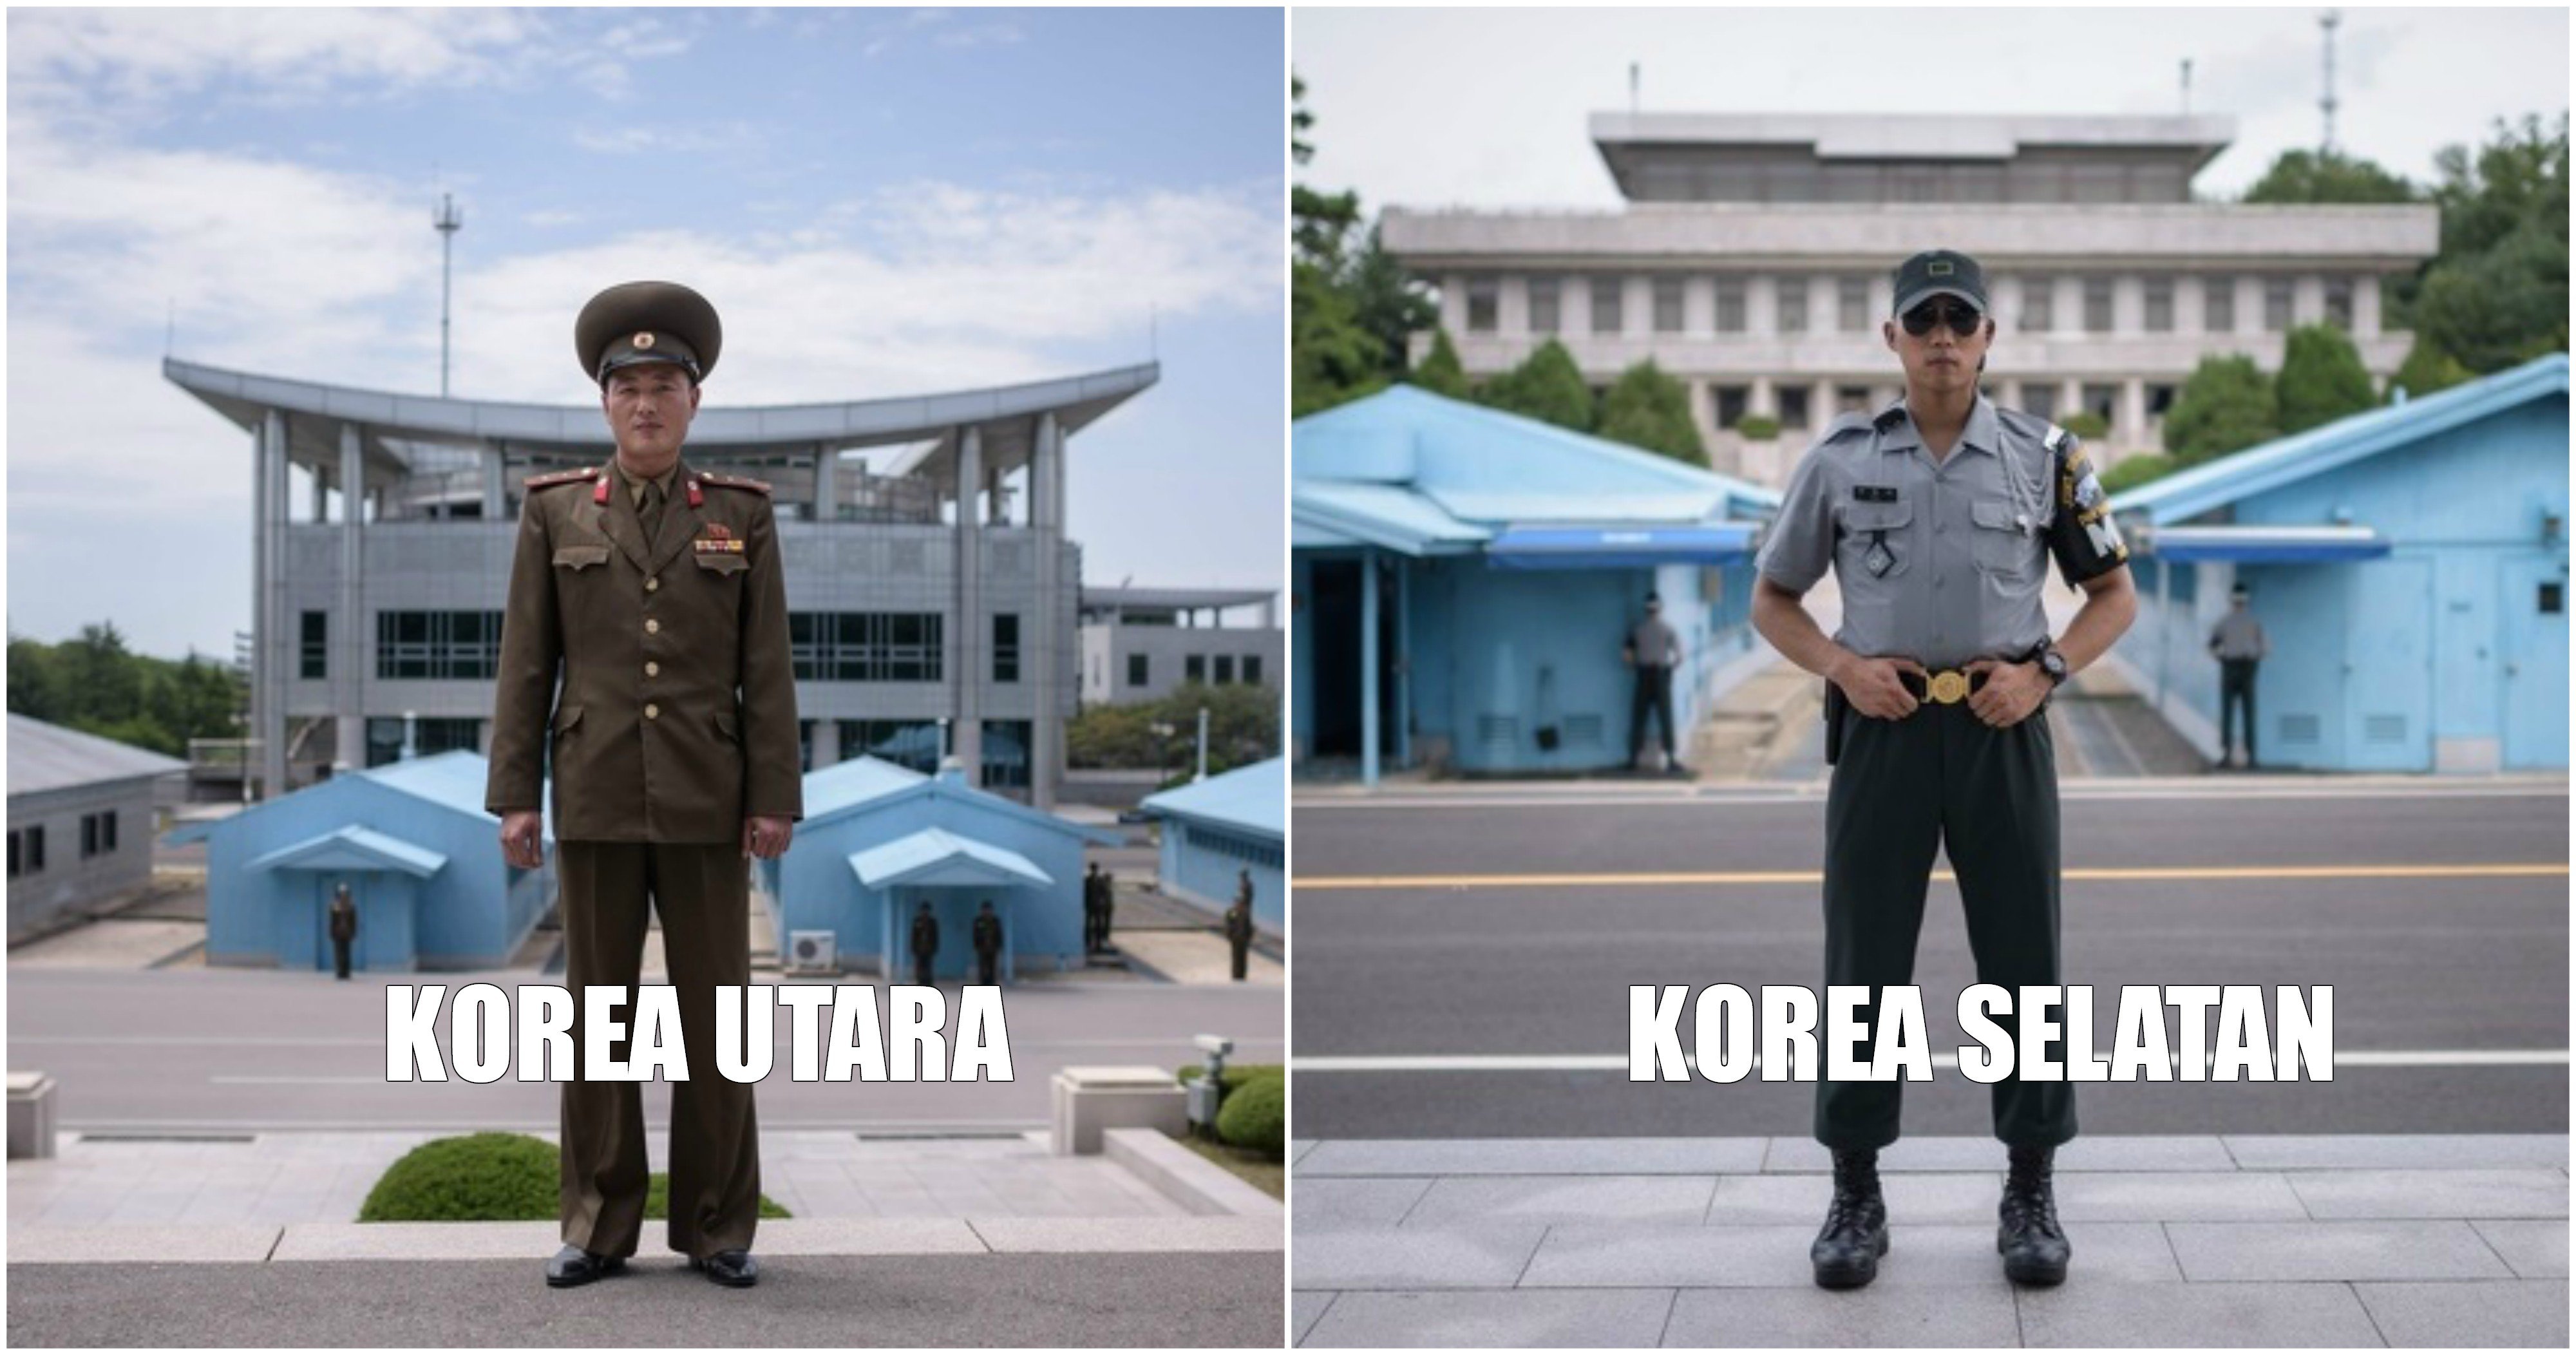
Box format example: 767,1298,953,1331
1083,861,1106,954
1097,868,1117,951
328,882,358,980
1750,249,2137,1291
487,281,800,1291
1225,869,1257,982
972,900,1003,986
911,900,940,987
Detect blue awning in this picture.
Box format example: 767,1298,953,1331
245,825,448,878
2139,525,2392,564
1484,523,1759,569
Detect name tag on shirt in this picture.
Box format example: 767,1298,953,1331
1853,486,1899,502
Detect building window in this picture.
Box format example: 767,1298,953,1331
789,612,943,682
10,827,39,877
102,810,117,853
1186,654,1206,685
6,831,16,879
80,813,99,860
992,613,1019,684
2324,276,2354,331
365,717,478,768
2083,384,2118,427
2148,384,2178,419
1653,276,1685,333
300,611,327,679
1713,385,1749,430
375,611,503,680
2021,383,2058,421
979,719,1031,789
1836,385,1872,415
2205,276,2236,333
844,719,943,773
1528,277,1560,334
1777,278,1808,333
1777,386,1811,430
1836,276,1870,332
1464,276,1498,334
2263,277,2293,332
1244,654,1262,686
1214,654,1236,684
2082,278,2114,333
2022,277,2056,332
2541,582,2564,616
1127,652,1148,688
1589,276,1624,334
1713,276,1745,332
2143,276,2174,333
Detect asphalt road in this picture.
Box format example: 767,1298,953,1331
7,972,1280,1132
1291,781,2569,1139
7,1253,1283,1347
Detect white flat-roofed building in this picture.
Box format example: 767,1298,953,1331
1384,113,2441,484
1077,585,1280,704
166,357,1157,813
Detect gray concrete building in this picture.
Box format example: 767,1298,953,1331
1077,585,1280,705
165,357,1158,813
8,714,188,940
1384,113,2441,484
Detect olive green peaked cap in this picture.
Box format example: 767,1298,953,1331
575,280,722,385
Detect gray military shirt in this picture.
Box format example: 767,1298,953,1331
1629,616,1680,668
1755,394,2129,671
2209,610,2268,660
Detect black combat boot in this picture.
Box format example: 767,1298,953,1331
1810,1147,1889,1289
1998,1144,2071,1285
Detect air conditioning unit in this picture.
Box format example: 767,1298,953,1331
786,930,838,975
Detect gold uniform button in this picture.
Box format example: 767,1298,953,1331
645,661,659,677
646,577,659,592
645,703,659,719
645,619,660,634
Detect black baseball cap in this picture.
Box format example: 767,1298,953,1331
1891,249,1989,316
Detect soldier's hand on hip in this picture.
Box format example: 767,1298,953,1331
1831,653,1924,721
743,815,794,860
1965,659,2047,728
498,810,545,870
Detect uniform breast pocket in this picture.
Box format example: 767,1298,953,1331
692,550,748,579
553,544,611,572
1969,500,2041,581
1835,502,1914,580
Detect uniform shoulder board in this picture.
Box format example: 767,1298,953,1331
700,471,773,496
1996,404,2074,455
522,466,601,491
1817,410,1877,444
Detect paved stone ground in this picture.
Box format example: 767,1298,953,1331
8,1129,1186,1227
1289,1134,2569,1347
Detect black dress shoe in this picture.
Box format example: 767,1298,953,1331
1998,1145,2072,1285
692,1249,759,1287
1810,1148,1889,1289
544,1244,625,1288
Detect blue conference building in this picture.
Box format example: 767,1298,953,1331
169,752,553,972
2108,353,2568,773
1293,386,1779,782
1139,756,1283,933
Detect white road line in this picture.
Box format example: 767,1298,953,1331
1293,1050,2571,1074
1294,785,2567,810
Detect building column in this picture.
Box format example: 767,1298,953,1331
1359,548,1380,786
811,718,840,769
1684,274,1715,337
1749,375,1776,419
260,409,289,800
1748,274,1778,338
337,422,366,773
952,426,983,787
1812,378,1836,431
1497,274,1528,336
2235,277,2261,337
2293,274,2325,327
2176,273,2207,336
2113,274,2145,336
813,442,835,523
308,466,327,522
1030,410,1062,812
1623,275,1651,339
2060,378,2083,422
2120,378,2147,450
483,443,506,521
2354,275,2383,339
1439,272,1467,336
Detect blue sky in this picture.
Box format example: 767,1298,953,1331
8,7,1285,659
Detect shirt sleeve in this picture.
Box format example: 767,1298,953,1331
2044,431,2131,586
1757,444,1837,592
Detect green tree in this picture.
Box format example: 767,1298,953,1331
1477,338,1593,431
2389,334,2476,400
2411,113,2570,373
1288,76,1435,415
1411,328,1470,398
2275,323,2378,433
1293,262,1386,417
2098,451,2177,495
6,635,67,721
1595,359,1707,466
2242,148,2418,205
1290,75,1359,271
2163,354,2280,466
1345,225,1437,381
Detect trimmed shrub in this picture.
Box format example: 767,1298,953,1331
1734,414,1781,440
2058,410,2111,441
1176,1062,1283,1091
359,1132,789,1222
2098,451,2177,496
1213,1074,1285,1156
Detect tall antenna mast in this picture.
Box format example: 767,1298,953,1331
2318,10,2340,154
2180,58,2193,116
433,190,464,397
1628,61,1640,115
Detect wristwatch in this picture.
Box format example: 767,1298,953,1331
2035,644,2069,688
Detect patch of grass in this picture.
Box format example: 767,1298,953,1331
1172,1130,1285,1200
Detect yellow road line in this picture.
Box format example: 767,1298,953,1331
1293,864,2570,890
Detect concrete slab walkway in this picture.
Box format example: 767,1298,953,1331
1289,1133,2568,1347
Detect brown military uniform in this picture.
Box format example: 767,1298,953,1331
486,450,800,1264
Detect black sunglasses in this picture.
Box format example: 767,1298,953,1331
1900,299,1984,337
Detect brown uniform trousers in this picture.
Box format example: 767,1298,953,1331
486,455,801,1262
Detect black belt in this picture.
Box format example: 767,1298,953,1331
1899,667,1991,705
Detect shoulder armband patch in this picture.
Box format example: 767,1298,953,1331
701,471,773,496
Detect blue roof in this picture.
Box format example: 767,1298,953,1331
847,826,1053,888
1293,385,1779,559
162,749,534,847
1139,756,1283,841
2110,353,2570,526
800,756,1122,846
245,824,448,878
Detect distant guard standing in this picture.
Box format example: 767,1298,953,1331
972,900,1003,986
2207,583,2269,770
911,900,940,987
327,882,358,980
1225,869,1257,981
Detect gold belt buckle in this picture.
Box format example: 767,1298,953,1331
1927,669,1971,705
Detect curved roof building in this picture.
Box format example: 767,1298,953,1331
165,357,1158,811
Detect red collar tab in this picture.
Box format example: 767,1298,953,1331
687,477,705,509
592,469,611,506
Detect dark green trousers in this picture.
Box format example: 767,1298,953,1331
1815,698,2076,1150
